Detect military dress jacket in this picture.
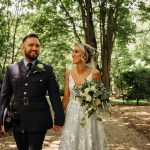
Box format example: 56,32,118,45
0,60,65,132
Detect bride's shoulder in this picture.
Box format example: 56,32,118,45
92,68,101,80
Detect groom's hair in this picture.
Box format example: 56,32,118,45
22,33,40,43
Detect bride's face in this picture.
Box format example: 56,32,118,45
72,45,85,64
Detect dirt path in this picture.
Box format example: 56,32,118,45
0,115,150,150
103,117,150,150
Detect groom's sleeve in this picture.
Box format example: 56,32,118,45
0,66,13,124
47,65,65,126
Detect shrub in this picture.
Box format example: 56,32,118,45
117,68,150,105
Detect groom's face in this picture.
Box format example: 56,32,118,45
22,37,40,61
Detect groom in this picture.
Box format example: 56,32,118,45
0,33,65,150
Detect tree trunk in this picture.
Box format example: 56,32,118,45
12,17,19,63
99,0,121,89
137,99,139,106
78,0,97,48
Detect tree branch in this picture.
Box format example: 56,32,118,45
59,0,81,43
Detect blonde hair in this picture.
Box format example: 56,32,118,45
74,43,97,68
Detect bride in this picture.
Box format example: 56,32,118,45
59,43,108,150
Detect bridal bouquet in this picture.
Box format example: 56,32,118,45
74,79,111,127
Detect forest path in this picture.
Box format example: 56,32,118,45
0,109,150,150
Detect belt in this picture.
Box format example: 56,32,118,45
14,96,46,106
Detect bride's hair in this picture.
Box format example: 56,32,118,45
75,43,98,68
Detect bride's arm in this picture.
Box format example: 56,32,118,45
92,69,101,81
62,70,70,110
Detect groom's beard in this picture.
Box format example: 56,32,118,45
25,50,39,61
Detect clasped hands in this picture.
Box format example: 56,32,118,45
52,125,63,132
0,124,9,135
1,124,62,133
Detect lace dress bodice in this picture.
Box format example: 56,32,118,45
69,71,93,101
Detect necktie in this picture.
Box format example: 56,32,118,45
26,63,33,73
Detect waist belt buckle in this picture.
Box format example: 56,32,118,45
23,97,28,105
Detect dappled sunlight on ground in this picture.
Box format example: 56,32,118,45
109,143,140,150
0,136,16,150
43,130,61,150
112,105,150,140
103,116,150,150
0,106,150,150
103,118,119,123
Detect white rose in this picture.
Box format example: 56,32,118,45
82,92,88,97
80,92,84,96
84,88,90,93
91,86,96,91
86,95,92,102
80,92,83,95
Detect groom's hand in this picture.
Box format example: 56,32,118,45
0,124,5,134
52,125,63,132
0,124,10,136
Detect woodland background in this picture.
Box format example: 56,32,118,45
0,0,150,104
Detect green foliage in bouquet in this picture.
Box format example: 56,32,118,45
74,79,111,127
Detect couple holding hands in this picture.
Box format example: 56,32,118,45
0,34,108,150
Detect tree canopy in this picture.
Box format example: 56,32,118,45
0,0,149,93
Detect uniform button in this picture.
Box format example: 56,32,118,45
24,92,27,95
25,83,28,86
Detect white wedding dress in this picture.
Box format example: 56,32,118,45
59,71,108,150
